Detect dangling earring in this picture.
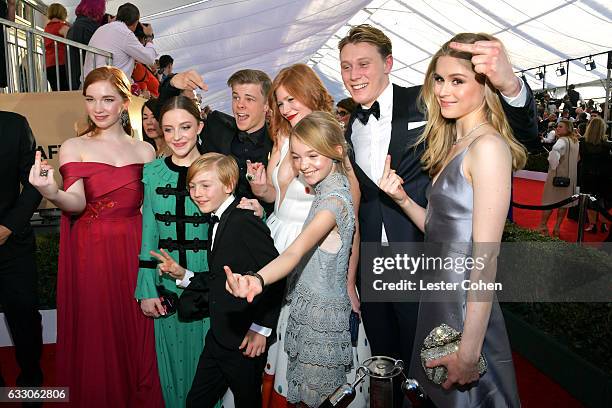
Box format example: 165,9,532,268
120,110,130,128
198,135,202,145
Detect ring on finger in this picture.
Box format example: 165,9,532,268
246,173,255,182
39,169,49,177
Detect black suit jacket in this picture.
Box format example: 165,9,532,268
188,198,283,351
158,79,274,213
346,81,538,244
200,111,274,215
0,111,42,260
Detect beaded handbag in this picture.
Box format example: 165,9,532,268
420,323,487,385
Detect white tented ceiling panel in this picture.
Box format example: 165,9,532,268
55,0,611,111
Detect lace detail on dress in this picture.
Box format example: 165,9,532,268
286,284,351,331
285,317,352,365
287,360,353,407
284,171,355,406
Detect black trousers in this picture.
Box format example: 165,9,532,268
46,65,69,91
361,301,419,408
186,332,266,408
0,253,43,388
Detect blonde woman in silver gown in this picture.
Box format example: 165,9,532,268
379,33,526,407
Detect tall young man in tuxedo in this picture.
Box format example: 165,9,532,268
159,69,274,214
338,25,538,406
0,111,43,392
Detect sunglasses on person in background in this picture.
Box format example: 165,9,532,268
336,110,350,117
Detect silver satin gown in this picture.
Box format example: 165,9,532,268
409,140,521,407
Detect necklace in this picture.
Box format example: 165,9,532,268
453,121,488,145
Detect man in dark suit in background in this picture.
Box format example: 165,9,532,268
0,111,43,391
159,69,274,214
338,25,538,407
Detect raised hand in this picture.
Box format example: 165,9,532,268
378,155,408,204
449,40,520,97
170,70,208,92
149,248,186,280
224,265,262,303
237,197,264,218
245,160,268,196
28,150,59,200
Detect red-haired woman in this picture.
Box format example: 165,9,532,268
29,66,163,407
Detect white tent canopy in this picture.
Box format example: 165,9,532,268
56,0,612,113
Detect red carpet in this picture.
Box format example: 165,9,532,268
512,177,610,242
0,176,596,408
0,344,584,407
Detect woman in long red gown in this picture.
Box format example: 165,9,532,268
29,66,163,407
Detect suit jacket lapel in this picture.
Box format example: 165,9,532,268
387,84,428,170
387,84,412,170
210,198,239,260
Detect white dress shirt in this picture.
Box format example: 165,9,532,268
83,21,157,80
177,194,271,337
350,79,528,244
547,137,569,170
351,83,393,243
543,130,557,144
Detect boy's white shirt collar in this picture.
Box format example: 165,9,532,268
212,194,235,219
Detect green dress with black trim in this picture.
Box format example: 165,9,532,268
135,156,218,408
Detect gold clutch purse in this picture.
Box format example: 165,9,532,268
420,323,487,385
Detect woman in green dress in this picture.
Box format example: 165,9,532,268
135,95,216,407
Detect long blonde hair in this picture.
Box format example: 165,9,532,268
417,33,526,175
557,119,579,143
583,117,607,144
290,112,349,175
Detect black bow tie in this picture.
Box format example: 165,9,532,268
237,131,257,144
209,214,220,226
355,101,381,125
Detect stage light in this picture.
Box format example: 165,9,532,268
584,57,596,71
535,68,544,80
556,64,566,76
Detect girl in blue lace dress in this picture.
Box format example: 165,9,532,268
225,111,356,407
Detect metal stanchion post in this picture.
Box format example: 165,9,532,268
317,356,436,408
576,193,588,243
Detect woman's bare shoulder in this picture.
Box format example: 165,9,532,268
131,138,156,161
469,132,510,156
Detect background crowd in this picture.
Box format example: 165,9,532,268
1,1,611,408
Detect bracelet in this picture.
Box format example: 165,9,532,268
246,271,265,289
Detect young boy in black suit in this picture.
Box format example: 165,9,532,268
151,152,283,408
